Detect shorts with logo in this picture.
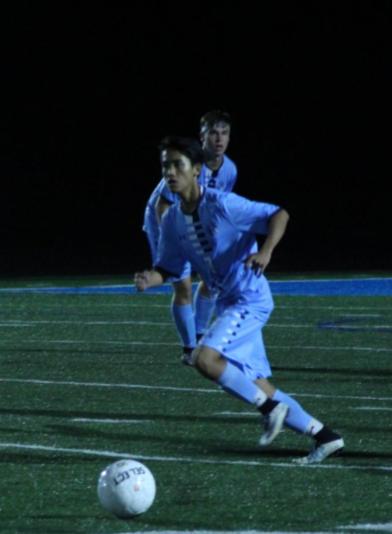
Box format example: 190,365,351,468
199,288,274,380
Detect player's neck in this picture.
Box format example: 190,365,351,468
205,154,224,171
180,182,201,214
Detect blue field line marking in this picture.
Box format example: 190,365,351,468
1,277,392,296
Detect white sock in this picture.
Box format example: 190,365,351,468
218,362,267,406
305,418,324,436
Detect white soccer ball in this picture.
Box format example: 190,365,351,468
97,459,156,519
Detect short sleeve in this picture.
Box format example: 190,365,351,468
222,193,280,234
157,180,177,204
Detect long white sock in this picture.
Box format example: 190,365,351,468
171,303,196,349
194,289,216,336
272,389,322,434
218,362,267,406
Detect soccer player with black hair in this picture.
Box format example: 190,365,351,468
136,135,344,463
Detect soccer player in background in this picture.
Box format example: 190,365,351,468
142,111,237,364
135,136,344,463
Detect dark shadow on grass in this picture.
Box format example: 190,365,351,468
338,423,391,434
40,426,315,463
213,444,303,459
46,424,250,449
335,449,392,461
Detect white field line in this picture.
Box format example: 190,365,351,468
278,305,392,310
1,277,391,290
320,325,392,331
80,414,258,423
214,408,392,417
0,320,172,326
277,278,392,285
8,302,389,311
341,523,392,532
0,321,321,328
100,531,338,534
351,406,392,411
0,377,219,394
0,377,391,402
0,441,391,474
0,339,177,346
1,303,170,309
100,531,339,534
72,418,151,424
1,318,391,329
338,314,382,317
272,277,392,282
0,338,390,353
99,525,392,534
98,529,392,534
215,411,257,417
269,344,392,353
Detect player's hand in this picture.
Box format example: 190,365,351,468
134,271,151,292
244,250,272,277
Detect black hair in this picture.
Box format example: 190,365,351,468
200,110,232,133
158,136,205,165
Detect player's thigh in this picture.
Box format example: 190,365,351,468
201,304,272,380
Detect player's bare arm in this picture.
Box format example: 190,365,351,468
245,208,290,274
134,264,176,291
134,270,164,291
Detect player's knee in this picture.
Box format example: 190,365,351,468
173,280,192,304
198,280,210,298
194,347,221,379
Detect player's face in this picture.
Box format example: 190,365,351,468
201,121,231,158
161,149,200,194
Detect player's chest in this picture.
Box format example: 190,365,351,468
176,211,234,257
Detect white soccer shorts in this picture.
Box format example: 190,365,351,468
199,296,273,380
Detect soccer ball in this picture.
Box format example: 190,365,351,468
97,459,156,519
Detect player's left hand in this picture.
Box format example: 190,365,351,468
134,271,151,291
244,251,272,276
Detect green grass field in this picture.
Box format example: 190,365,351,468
0,276,391,534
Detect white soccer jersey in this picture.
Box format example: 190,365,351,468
155,188,280,308
198,155,237,192
142,155,237,261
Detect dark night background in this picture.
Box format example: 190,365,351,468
1,3,391,277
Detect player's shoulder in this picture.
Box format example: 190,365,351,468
155,178,167,191
161,199,181,222
146,178,163,201
223,154,237,173
153,178,178,204
203,186,224,200
203,187,236,211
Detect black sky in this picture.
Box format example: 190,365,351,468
1,3,391,275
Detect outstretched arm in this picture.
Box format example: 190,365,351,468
245,208,289,275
